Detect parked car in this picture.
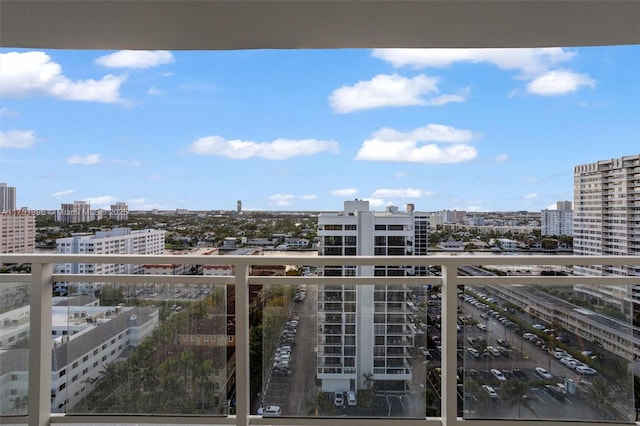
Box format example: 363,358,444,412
535,367,553,379
334,392,344,407
485,346,501,357
482,384,498,398
263,405,282,417
491,368,506,381
466,347,480,358
346,390,357,406
560,356,576,366
576,366,598,375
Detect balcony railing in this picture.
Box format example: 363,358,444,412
0,253,639,426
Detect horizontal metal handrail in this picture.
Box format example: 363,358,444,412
2,253,639,266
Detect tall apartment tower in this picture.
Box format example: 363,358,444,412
573,154,640,317
0,211,36,253
237,200,242,214
110,202,129,221
317,200,415,394
541,201,573,236
0,183,16,212
57,201,92,224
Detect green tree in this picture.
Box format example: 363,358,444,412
10,395,28,414
99,286,124,305
502,380,536,418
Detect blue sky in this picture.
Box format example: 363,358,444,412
1,46,638,212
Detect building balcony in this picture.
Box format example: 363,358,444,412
0,253,639,426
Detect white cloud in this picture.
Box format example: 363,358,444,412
373,48,575,78
524,193,539,200
51,189,74,198
95,50,174,69
545,203,558,210
374,124,476,143
0,51,125,103
363,198,386,208
147,174,161,181
147,86,162,96
355,124,478,163
112,159,142,167
495,154,509,163
0,130,37,148
394,171,407,178
331,188,358,197
0,107,18,117
269,194,295,207
301,194,318,200
66,154,101,165
371,188,432,198
188,136,339,160
330,73,449,113
83,195,117,207
526,70,595,95
373,48,595,97
424,92,467,106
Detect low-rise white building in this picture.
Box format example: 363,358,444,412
56,228,165,296
0,300,159,414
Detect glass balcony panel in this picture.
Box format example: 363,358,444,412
0,279,30,417
59,281,230,416
461,282,635,423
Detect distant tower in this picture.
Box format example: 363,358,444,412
0,183,17,212
237,200,242,214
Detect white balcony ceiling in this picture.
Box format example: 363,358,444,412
1,0,639,50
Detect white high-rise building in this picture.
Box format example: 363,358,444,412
56,228,165,295
0,183,16,212
573,154,640,317
317,200,417,394
541,201,573,236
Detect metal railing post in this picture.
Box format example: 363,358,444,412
29,262,53,426
441,265,459,426
234,264,250,426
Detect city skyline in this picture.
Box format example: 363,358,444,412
1,46,638,212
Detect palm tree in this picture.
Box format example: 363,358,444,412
10,395,28,414
588,376,620,419
362,372,375,389
502,379,537,418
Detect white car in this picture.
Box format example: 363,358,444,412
491,368,506,381
466,347,480,358
576,366,598,375
485,346,501,357
482,384,498,398
263,405,282,417
535,367,553,379
560,356,575,366
334,392,344,407
346,391,357,406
